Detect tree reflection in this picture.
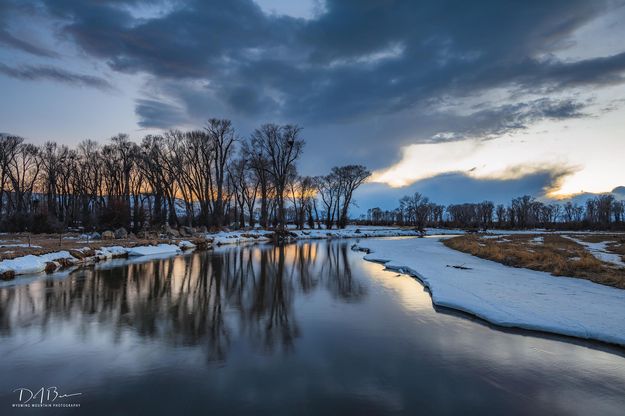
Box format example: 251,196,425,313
0,241,367,361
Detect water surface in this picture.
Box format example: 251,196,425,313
1,240,624,415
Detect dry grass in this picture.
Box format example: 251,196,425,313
443,233,625,289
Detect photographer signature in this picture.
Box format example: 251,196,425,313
13,387,82,404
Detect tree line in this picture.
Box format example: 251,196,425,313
0,119,371,233
361,193,625,231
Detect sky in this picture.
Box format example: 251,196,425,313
1,0,624,213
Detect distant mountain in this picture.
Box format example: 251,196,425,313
613,186,625,196
562,186,625,205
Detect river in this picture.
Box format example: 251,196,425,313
1,239,624,415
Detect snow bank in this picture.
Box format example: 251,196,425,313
0,251,72,275
95,246,128,260
126,244,181,257
356,237,625,346
290,228,422,239
210,230,273,245
0,242,189,277
206,227,424,245
178,240,196,249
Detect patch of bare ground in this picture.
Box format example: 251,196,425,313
443,234,625,289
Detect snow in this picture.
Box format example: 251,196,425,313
95,246,128,260
178,240,196,249
356,237,625,346
291,228,422,239
424,227,465,235
206,227,424,245
126,244,181,257
565,237,625,268
0,243,42,248
210,230,273,245
0,251,72,275
0,243,187,276
531,236,544,244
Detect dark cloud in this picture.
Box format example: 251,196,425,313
4,0,625,172
0,63,113,90
435,98,588,142
36,1,625,118
0,29,58,58
0,0,57,57
134,98,187,129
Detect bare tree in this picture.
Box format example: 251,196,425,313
251,124,304,231
289,176,316,229
0,135,22,218
332,165,371,228
205,119,237,227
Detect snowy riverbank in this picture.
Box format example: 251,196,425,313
0,242,193,278
356,237,625,347
0,226,421,278
206,226,423,245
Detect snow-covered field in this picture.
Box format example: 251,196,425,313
356,237,625,346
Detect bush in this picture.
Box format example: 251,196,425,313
99,199,130,230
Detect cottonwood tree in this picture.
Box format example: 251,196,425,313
242,139,272,228
205,119,237,227
0,135,22,218
8,143,42,218
316,172,340,228
289,176,316,229
251,124,304,231
227,158,249,228
333,165,371,229
399,192,431,230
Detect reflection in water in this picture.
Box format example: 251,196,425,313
0,242,364,361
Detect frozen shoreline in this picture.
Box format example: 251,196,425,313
206,226,423,245
0,242,192,278
0,227,421,279
355,237,625,347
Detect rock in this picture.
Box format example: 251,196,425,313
193,238,211,250
240,233,259,239
128,232,136,239
114,227,128,239
69,249,86,260
102,230,115,240
197,226,208,233
136,230,157,240
45,262,58,273
58,258,75,268
1,270,15,280
162,224,180,237
180,226,194,237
